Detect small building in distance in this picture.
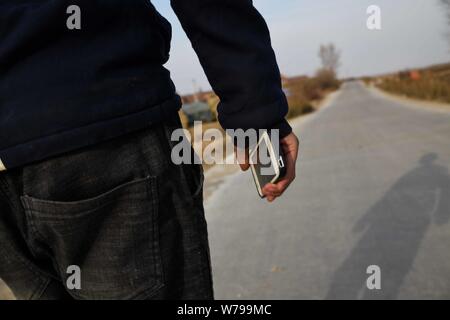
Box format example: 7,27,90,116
181,90,216,105
182,101,214,126
180,89,218,127
178,74,309,127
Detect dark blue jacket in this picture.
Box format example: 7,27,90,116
0,0,291,171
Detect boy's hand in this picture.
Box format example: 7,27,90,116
236,132,300,202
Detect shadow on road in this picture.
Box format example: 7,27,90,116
326,153,450,299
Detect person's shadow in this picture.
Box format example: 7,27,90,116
326,153,450,299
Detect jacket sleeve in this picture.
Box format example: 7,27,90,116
171,0,292,138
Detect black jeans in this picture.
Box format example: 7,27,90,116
0,118,213,300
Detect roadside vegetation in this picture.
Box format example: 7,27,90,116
180,43,342,130
365,63,450,104
284,43,341,119
368,1,450,104
285,68,340,118
178,43,342,170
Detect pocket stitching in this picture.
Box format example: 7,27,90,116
21,176,152,207
21,176,164,300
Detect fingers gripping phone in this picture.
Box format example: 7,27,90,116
249,131,287,198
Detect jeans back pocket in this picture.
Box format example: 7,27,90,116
21,176,163,300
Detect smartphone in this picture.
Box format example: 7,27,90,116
249,131,287,198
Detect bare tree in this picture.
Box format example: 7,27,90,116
318,43,341,74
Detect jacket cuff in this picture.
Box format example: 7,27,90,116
271,119,292,138
231,118,292,149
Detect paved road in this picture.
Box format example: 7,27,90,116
1,82,449,300
206,82,450,299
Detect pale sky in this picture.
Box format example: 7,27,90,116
152,0,450,94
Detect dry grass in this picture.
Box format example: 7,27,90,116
379,75,450,104
374,62,450,104
286,69,340,119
